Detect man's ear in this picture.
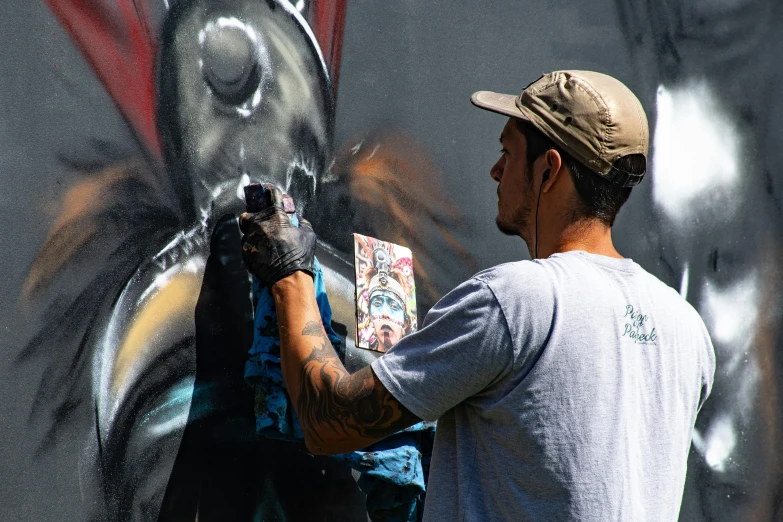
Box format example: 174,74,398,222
542,149,563,192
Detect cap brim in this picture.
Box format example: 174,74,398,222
470,91,530,121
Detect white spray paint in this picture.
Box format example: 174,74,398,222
692,414,736,472
652,82,742,222
653,81,760,476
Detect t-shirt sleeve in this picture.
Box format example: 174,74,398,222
371,276,513,421
697,318,716,413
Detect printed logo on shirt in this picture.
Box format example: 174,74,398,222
622,304,657,345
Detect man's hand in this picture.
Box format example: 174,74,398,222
239,184,316,287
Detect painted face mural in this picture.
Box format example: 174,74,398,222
3,0,783,521
370,291,406,350
157,0,334,219
10,1,366,520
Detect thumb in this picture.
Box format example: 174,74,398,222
238,212,253,233
261,182,286,210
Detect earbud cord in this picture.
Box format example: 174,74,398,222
535,170,549,259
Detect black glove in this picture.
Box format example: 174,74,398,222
239,184,316,287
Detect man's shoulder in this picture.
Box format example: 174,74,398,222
473,260,546,282
470,261,553,302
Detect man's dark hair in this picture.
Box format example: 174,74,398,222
516,120,645,227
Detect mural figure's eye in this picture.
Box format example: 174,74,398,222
201,19,262,105
389,300,401,312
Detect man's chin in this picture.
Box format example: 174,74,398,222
495,216,522,236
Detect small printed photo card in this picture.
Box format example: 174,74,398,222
353,234,418,353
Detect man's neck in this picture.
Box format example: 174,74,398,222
533,219,621,260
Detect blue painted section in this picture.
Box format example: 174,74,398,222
245,255,343,440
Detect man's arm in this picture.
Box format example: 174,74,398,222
238,185,419,453
272,272,420,455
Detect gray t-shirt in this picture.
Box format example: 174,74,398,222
372,251,715,522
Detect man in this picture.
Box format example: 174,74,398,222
240,70,716,521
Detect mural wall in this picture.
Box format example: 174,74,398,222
0,0,781,520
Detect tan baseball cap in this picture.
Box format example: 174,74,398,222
471,70,648,186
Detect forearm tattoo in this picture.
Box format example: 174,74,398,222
296,321,419,447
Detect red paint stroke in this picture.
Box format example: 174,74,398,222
45,0,162,160
47,0,347,157
310,0,348,96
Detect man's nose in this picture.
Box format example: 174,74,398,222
490,156,504,182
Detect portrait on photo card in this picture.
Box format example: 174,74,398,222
353,234,418,353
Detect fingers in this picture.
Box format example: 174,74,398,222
238,206,286,235
261,182,285,209
299,217,313,231
238,212,253,234
239,210,317,286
